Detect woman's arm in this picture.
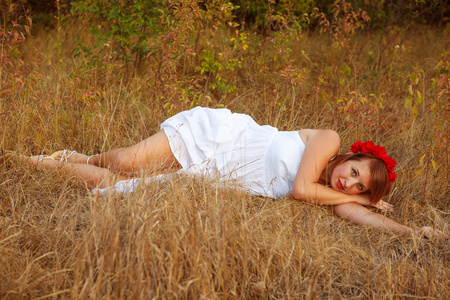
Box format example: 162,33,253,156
292,129,369,206
333,203,413,236
333,203,448,239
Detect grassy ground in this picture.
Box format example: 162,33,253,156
0,15,449,299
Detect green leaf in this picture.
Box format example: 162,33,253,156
431,159,437,171
404,96,412,109
418,153,426,166
416,90,423,104
431,78,437,89
414,169,424,179
407,85,413,96
412,105,418,119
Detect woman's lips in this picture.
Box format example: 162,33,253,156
337,180,344,190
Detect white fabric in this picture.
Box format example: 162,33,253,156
265,131,305,198
93,107,306,199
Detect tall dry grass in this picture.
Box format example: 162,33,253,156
0,15,449,299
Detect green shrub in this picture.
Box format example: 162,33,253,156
70,0,167,66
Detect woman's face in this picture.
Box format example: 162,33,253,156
330,159,372,195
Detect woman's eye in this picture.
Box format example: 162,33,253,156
358,184,364,191
352,168,357,176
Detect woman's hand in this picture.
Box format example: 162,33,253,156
370,199,394,211
415,226,449,240
333,203,448,239
354,196,393,211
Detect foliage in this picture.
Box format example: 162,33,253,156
7,0,450,30
238,0,314,30
315,0,370,50
0,3,41,111
371,0,450,28
431,50,450,152
404,67,424,122
70,0,167,66
195,48,243,94
336,91,384,129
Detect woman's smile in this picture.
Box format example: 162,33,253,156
337,179,345,191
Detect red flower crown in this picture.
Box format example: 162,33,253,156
350,141,397,185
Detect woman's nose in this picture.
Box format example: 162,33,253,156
346,178,357,188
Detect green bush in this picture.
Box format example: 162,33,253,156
230,0,315,30
70,0,167,65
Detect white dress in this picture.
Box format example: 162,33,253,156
94,107,306,199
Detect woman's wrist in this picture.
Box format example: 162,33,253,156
354,195,371,206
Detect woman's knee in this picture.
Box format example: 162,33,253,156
110,147,139,171
100,131,178,173
125,132,178,171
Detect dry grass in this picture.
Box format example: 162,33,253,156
0,19,449,299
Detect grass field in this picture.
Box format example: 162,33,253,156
0,4,449,298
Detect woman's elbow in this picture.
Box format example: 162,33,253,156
292,188,304,201
292,185,314,203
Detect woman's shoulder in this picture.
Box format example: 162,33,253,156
298,129,340,146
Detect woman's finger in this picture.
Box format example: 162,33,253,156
416,227,449,239
373,200,393,211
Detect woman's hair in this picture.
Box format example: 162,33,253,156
324,153,390,203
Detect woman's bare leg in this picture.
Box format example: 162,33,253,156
15,154,130,189
50,131,180,175
87,131,180,174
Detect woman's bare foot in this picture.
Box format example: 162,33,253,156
1,150,19,162
51,150,89,164
22,154,56,166
2,151,57,168
3,150,128,188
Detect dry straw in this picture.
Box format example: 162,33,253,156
0,14,449,299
